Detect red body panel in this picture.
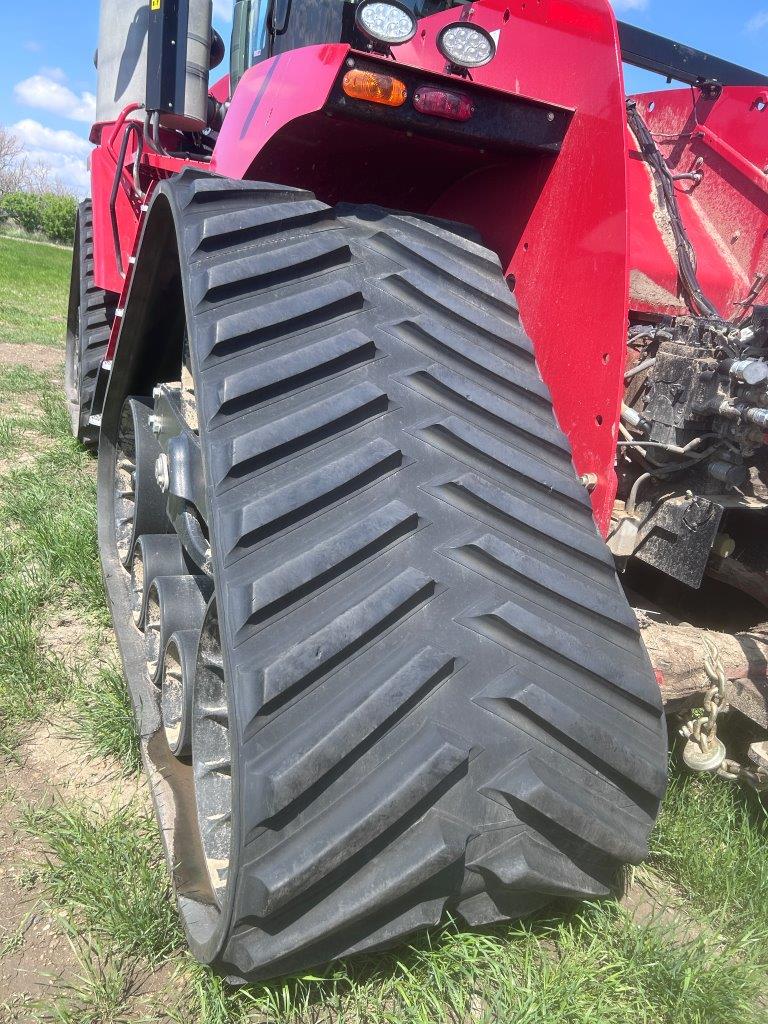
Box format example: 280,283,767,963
188,0,630,532
91,114,209,295
628,86,768,321
211,45,350,180
88,0,767,537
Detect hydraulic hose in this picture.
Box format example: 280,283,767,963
627,99,719,319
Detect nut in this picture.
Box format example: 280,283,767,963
154,453,170,493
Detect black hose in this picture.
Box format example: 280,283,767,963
627,99,719,319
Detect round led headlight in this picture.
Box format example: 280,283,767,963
437,22,496,68
355,0,417,45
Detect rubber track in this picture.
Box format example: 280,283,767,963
157,171,667,978
72,200,117,448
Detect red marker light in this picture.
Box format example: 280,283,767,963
413,87,475,122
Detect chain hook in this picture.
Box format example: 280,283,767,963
679,635,768,791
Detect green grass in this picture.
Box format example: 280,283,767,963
71,664,143,777
18,771,768,1023
0,379,104,612
0,379,105,750
24,803,181,965
1,445,105,615
0,418,20,456
28,927,138,1024
0,235,71,347
0,367,52,457
0,543,74,752
651,768,768,932
20,793,768,1024
168,908,768,1024
0,364,54,397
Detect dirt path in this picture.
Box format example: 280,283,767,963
0,343,63,373
0,722,150,1018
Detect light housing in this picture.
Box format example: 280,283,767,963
355,0,417,46
436,22,496,68
342,69,408,106
413,86,475,121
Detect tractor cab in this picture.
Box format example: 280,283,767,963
229,0,465,90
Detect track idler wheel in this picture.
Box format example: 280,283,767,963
144,575,212,684
130,534,191,629
114,398,170,567
161,629,199,758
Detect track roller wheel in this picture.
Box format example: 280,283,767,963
161,629,199,758
114,398,169,567
130,534,191,629
97,172,668,981
144,575,213,684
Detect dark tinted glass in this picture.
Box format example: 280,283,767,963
245,0,465,69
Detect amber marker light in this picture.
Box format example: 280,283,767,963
342,69,408,107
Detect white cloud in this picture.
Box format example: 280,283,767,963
10,119,91,197
747,10,768,30
611,0,649,10
213,0,233,21
11,119,91,157
38,66,68,84
14,72,96,124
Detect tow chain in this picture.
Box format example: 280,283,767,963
679,636,768,792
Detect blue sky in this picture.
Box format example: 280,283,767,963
2,0,767,195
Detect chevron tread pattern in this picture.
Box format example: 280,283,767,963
68,200,117,448
153,172,667,981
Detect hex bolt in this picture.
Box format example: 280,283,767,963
149,414,161,435
580,473,598,492
155,453,170,493
152,385,163,400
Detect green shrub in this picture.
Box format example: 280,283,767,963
40,193,77,245
1,191,44,234
0,190,77,244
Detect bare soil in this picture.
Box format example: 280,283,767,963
0,768,78,1016
39,611,114,675
0,720,151,1019
21,720,149,815
622,869,706,943
0,343,63,375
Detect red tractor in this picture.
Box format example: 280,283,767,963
65,0,768,982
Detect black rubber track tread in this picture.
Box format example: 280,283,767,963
65,200,118,450
112,171,668,980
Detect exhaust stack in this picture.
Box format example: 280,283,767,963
95,0,213,130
